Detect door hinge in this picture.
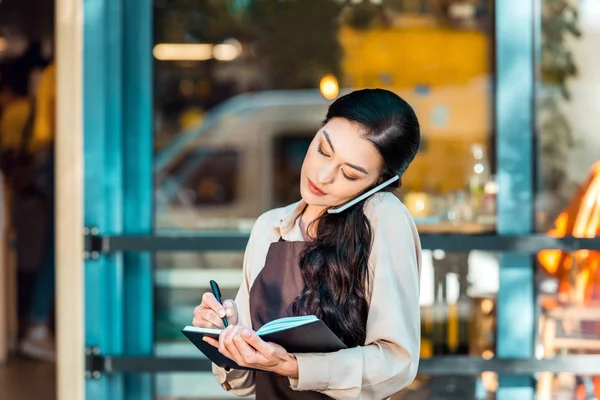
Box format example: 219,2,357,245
83,226,102,260
85,346,104,379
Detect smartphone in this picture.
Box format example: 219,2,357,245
327,175,399,214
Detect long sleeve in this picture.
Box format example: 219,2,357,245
211,219,262,395
289,194,422,399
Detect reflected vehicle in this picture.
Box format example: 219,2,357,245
155,89,331,232
155,82,490,232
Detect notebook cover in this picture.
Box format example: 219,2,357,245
181,329,249,370
182,320,347,370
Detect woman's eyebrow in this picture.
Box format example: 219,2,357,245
322,130,335,152
346,163,368,175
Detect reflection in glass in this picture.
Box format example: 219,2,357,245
153,0,495,233
155,250,499,350
396,373,498,399
535,1,600,398
153,1,497,399
154,373,499,400
154,249,499,398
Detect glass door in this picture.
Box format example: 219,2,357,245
150,1,503,398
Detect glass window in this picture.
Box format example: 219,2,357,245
153,373,499,399
159,148,240,205
272,132,313,206
397,373,498,399
153,0,496,233
152,2,502,399
155,372,242,399
154,249,499,398
535,1,600,398
535,0,600,229
155,251,244,343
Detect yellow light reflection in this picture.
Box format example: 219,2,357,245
482,350,494,360
320,74,339,100
153,44,213,61
213,44,239,61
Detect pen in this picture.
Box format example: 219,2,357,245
209,280,228,328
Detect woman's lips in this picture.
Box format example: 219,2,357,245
307,178,326,196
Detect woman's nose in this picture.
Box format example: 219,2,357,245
317,165,335,184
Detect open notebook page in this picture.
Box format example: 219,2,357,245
256,315,318,336
182,315,319,337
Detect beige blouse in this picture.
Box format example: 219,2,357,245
212,192,422,399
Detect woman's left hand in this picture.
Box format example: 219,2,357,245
203,325,299,378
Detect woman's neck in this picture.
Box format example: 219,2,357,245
299,204,326,239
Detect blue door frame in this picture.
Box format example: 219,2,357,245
495,0,536,399
83,0,153,399
81,0,536,399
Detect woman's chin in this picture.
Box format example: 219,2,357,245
303,197,334,210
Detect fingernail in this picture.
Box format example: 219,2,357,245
218,310,225,318
242,330,251,338
225,308,233,317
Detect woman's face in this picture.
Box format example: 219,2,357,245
300,117,386,208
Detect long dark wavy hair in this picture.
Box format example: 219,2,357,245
292,89,420,347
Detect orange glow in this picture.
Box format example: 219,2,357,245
319,75,339,100
538,161,600,302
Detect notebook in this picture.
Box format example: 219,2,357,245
182,315,347,370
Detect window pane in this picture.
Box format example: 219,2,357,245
156,250,499,352
156,251,244,342
535,0,600,231
153,373,498,399
419,251,497,358
535,0,600,397
155,249,499,398
153,0,496,233
151,374,600,399
537,251,600,399
155,372,243,399
153,373,600,399
396,373,498,399
536,374,600,400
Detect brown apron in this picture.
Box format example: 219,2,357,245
249,238,332,399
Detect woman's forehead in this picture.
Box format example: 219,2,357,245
319,119,383,169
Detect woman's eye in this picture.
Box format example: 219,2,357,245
317,145,329,157
343,172,357,182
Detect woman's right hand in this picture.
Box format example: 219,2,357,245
192,292,239,328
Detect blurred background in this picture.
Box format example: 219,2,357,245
1,0,600,399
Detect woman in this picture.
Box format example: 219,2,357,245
193,88,422,399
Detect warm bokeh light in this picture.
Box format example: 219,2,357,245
153,42,241,62
482,350,494,360
212,44,239,61
319,74,339,100
481,371,499,392
480,298,494,314
153,44,213,61
538,161,600,302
